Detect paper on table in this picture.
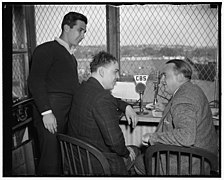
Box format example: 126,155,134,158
152,110,163,117
146,103,154,110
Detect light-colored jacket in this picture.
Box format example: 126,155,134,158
151,81,218,175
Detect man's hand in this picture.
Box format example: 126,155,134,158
142,133,155,146
125,105,138,128
127,146,136,161
42,113,57,134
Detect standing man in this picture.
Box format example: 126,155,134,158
28,12,87,175
67,51,139,175
134,59,218,175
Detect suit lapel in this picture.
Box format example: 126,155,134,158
155,97,173,132
155,82,191,132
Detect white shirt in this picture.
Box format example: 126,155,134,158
55,37,75,55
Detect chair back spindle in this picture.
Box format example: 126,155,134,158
57,133,111,176
145,144,218,176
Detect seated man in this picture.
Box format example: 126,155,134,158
135,59,218,175
67,51,140,175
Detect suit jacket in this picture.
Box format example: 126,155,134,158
151,81,218,175
67,77,130,175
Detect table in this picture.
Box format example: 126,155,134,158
119,108,219,147
119,108,160,146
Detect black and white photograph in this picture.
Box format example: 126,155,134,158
3,1,221,177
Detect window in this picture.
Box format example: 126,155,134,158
12,5,29,103
119,4,219,103
22,4,220,103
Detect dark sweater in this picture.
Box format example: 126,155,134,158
28,40,79,113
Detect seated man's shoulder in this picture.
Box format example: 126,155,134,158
96,91,114,101
94,92,117,107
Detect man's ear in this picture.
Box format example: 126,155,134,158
63,24,70,32
98,67,104,78
177,73,184,82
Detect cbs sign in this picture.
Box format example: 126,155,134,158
134,75,148,84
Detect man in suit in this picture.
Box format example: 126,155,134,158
67,51,140,175
28,12,87,175
134,59,218,175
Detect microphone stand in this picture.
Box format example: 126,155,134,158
153,83,159,105
136,91,148,115
139,92,143,114
153,71,161,105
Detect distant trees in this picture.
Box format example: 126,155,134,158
158,47,184,57
142,47,159,56
191,47,217,59
75,45,106,59
74,44,217,60
75,44,217,82
121,45,142,57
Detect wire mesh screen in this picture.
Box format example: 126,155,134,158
119,4,218,103
13,54,27,98
12,6,28,100
34,5,106,82
32,4,218,103
13,7,26,50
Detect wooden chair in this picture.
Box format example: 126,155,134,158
144,144,219,176
57,133,111,176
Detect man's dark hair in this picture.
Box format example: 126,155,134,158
61,12,88,31
90,51,118,73
166,59,192,80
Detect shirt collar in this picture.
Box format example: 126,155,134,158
172,81,190,97
173,87,179,96
55,37,75,55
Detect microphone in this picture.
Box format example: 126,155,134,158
134,75,149,115
135,82,147,115
135,82,146,94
